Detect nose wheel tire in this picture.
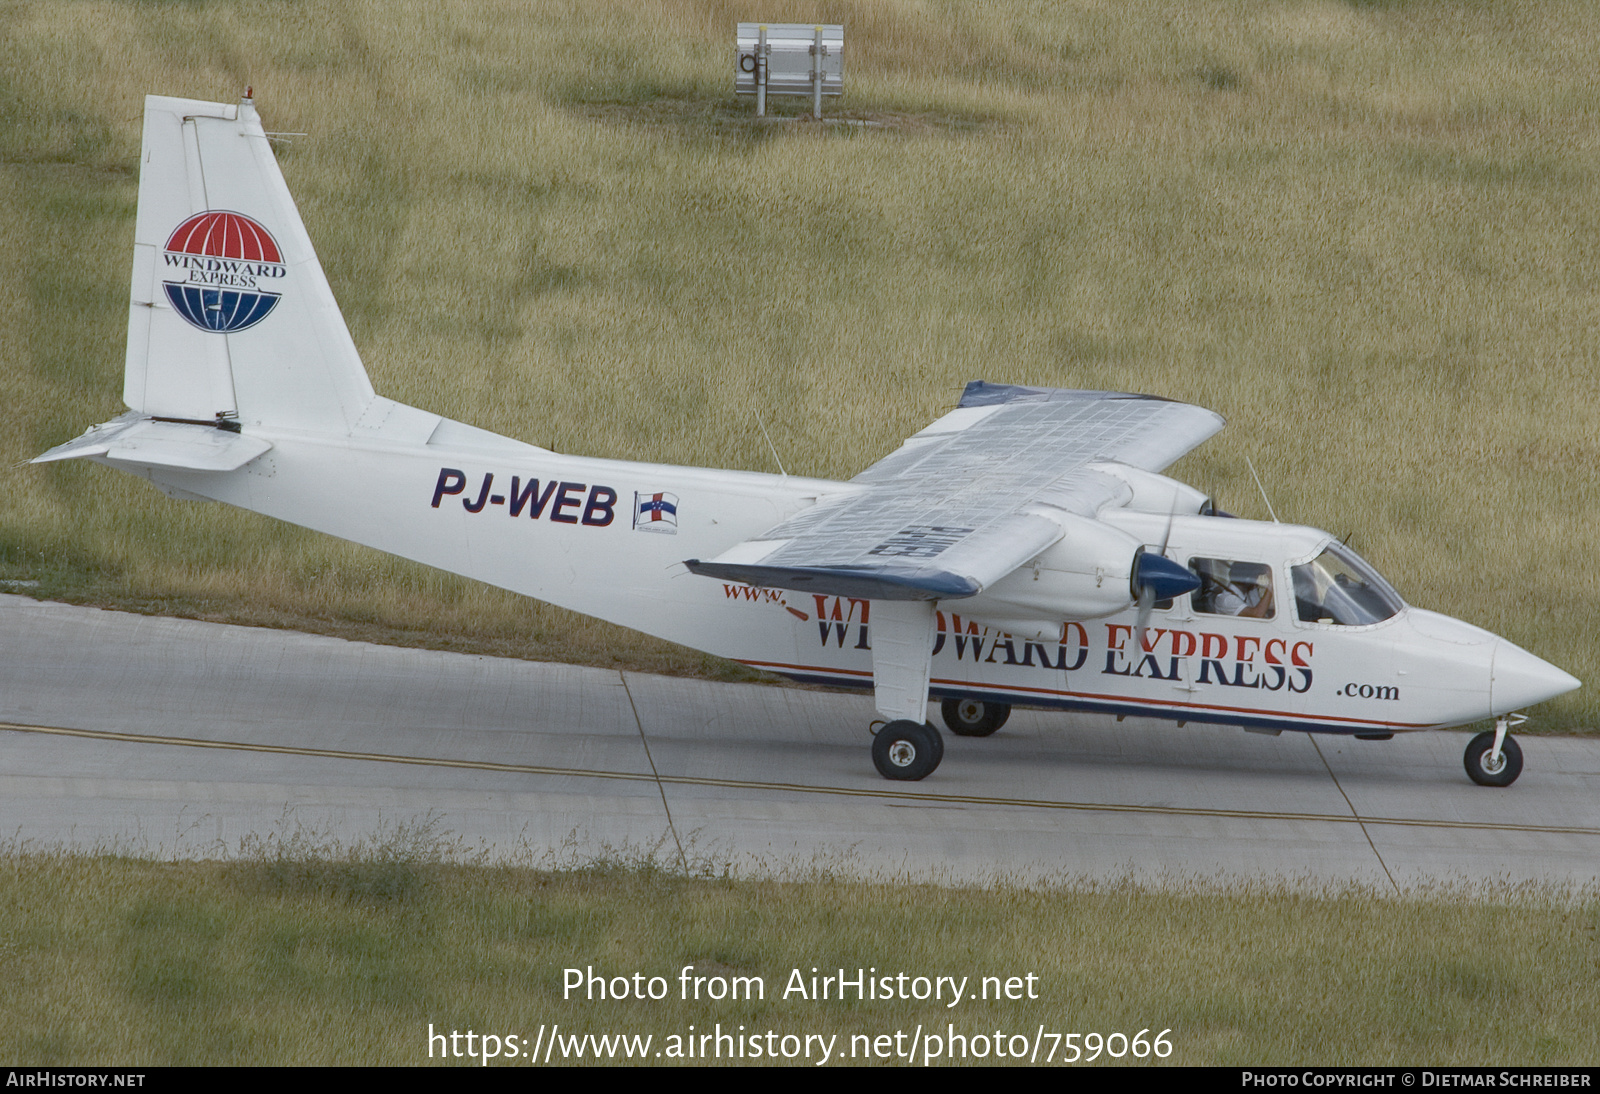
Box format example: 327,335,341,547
940,698,1011,738
872,720,944,780
1464,731,1523,787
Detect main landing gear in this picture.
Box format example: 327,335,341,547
872,720,944,781
940,697,1012,738
1464,714,1526,787
869,699,1016,781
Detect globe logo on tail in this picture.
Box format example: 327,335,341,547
160,211,287,333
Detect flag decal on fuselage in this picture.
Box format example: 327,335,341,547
634,490,679,534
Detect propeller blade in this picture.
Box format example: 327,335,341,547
1135,581,1156,648
1135,500,1194,649
1158,491,1177,556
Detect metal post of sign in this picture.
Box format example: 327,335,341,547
736,24,842,115
811,25,823,117
756,25,768,117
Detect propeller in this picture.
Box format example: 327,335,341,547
1132,499,1200,650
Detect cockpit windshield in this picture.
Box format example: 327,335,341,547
1290,542,1404,626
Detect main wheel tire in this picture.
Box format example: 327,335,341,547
1464,731,1523,787
940,697,1011,737
872,720,943,780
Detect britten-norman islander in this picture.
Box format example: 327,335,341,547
36,93,1580,785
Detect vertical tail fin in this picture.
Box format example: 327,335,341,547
125,93,375,434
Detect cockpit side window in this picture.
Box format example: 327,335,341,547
1291,542,1403,625
1189,558,1275,619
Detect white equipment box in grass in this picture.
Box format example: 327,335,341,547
736,23,843,116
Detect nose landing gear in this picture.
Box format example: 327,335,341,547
1464,714,1526,787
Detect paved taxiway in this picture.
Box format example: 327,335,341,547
2,594,1596,888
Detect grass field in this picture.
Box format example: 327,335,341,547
3,0,1598,727
1,836,1596,1066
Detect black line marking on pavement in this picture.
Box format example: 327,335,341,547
1313,735,1399,894
619,671,687,871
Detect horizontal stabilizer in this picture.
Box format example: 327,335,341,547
32,413,272,472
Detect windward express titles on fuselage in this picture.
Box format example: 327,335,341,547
428,464,1317,707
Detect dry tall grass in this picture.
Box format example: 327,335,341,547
3,0,1597,723
2,841,1596,1065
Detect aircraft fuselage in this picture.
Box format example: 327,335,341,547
113,421,1552,741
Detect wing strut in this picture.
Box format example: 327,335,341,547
870,600,936,722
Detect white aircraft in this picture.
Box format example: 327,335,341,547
36,93,1580,787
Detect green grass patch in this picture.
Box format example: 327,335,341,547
0,826,1596,1065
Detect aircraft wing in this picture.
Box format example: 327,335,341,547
686,382,1225,600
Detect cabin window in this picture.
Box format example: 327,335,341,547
1189,558,1275,619
1291,543,1403,625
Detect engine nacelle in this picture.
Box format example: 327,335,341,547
1086,461,1212,516
953,510,1141,626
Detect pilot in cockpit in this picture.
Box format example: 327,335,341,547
1193,558,1275,619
